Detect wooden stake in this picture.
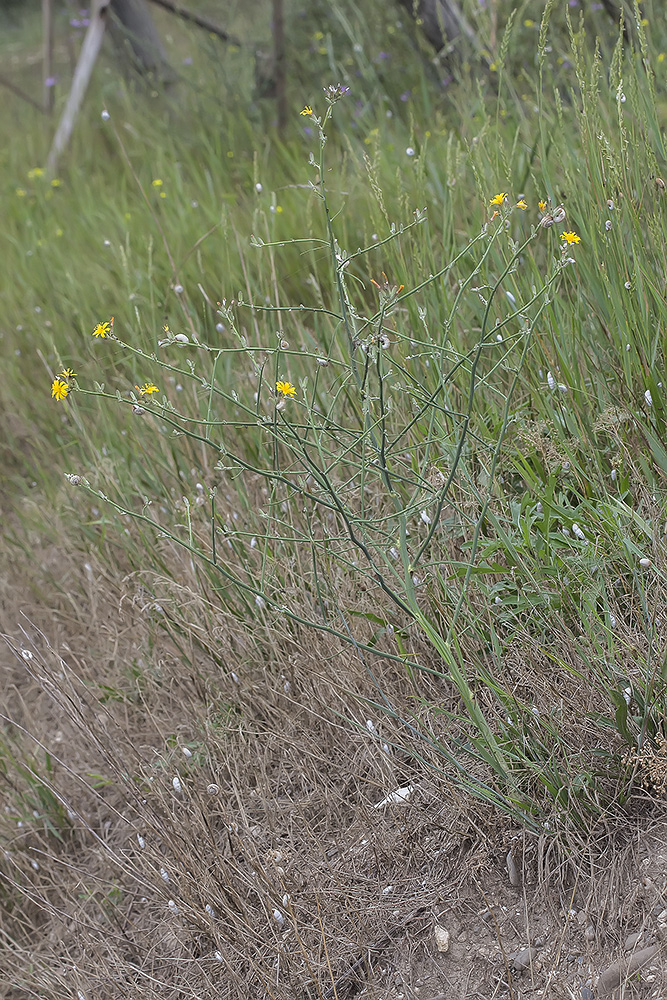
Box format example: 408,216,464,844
42,0,55,113
46,0,111,177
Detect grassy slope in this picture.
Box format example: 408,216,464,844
2,1,667,996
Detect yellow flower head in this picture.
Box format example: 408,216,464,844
561,231,581,245
51,178,62,188
152,178,163,187
58,368,77,380
538,199,547,211
15,188,26,198
28,167,44,180
276,380,297,398
489,192,508,206
51,378,69,401
92,319,111,338
516,200,528,210
136,382,159,395
300,106,313,116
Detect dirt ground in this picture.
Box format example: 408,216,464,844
2,545,667,1000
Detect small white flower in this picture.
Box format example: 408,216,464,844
611,468,617,482
272,908,285,928
20,649,33,660
255,594,266,610
547,371,556,390
182,746,192,758
609,615,617,629
316,356,329,366
366,719,378,736
644,389,653,407
215,322,225,333
137,834,145,849
420,510,431,525
160,867,170,882
250,536,257,548
167,899,179,915
496,333,503,342
571,523,586,541
172,776,183,794
174,284,184,295
101,110,110,120
406,146,415,157
255,182,263,192
205,903,216,918
494,596,502,605
639,557,651,568
214,950,224,962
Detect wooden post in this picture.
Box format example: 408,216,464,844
46,0,111,177
273,0,286,135
42,0,55,113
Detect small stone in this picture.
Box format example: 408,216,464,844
585,925,596,942
512,947,538,972
506,849,521,886
597,945,659,995
624,931,642,951
434,924,450,953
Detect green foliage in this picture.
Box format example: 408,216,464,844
3,1,667,833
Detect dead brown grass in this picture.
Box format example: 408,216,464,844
2,509,667,1000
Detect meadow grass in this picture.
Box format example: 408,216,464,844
2,1,667,996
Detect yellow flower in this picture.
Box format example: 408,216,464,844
561,231,581,245
300,105,313,116
51,178,62,187
152,178,163,187
51,378,69,400
15,188,26,197
489,192,507,206
538,199,547,212
276,380,297,397
136,382,159,395
92,319,111,338
58,368,77,380
27,167,44,180
516,200,528,210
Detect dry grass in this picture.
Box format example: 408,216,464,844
2,514,667,1000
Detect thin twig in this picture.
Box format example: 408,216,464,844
0,73,48,113
145,0,241,45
